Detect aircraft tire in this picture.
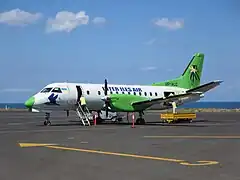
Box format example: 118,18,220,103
44,120,51,126
136,118,145,125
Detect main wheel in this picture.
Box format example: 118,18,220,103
44,120,51,126
136,118,145,125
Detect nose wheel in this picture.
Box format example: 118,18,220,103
44,113,51,126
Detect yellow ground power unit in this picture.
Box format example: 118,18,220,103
160,113,196,123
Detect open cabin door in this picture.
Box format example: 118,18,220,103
163,91,175,107
76,85,83,104
164,91,175,98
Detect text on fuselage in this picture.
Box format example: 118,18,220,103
102,86,142,92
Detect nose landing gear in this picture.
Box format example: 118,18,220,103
44,112,51,126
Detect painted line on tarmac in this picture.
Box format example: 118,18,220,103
143,135,240,139
18,143,219,166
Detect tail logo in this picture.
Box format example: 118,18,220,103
189,65,200,83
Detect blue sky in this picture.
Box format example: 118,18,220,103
0,0,239,103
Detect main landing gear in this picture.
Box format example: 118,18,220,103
95,111,103,124
135,111,145,125
44,112,51,126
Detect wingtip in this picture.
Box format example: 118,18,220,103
214,80,224,84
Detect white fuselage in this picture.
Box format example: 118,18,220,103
30,82,202,113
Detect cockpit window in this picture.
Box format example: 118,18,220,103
51,87,62,93
40,87,53,93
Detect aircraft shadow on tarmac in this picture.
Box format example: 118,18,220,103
36,122,82,127
35,119,209,127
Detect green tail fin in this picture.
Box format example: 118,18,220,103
152,53,204,89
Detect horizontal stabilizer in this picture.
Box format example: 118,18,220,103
186,80,223,93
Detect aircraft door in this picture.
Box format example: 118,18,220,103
164,91,175,98
163,91,175,107
76,85,83,103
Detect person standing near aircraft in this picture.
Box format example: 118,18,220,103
80,95,87,112
171,102,177,113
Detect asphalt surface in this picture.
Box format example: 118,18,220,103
0,111,240,180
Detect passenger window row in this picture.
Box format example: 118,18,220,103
86,90,158,97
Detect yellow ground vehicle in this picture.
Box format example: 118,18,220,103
160,113,196,123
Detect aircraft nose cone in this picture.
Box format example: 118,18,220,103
24,96,35,108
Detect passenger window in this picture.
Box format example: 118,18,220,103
150,92,152,96
133,92,136,95
98,91,101,95
52,87,62,93
116,91,119,94
128,92,131,95
155,92,158,96
87,90,90,95
110,91,113,94
122,92,125,94
144,92,147,96
139,92,142,96
40,87,53,93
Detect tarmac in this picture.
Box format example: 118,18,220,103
0,111,240,180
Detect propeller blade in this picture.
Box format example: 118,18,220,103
104,79,108,95
104,79,108,117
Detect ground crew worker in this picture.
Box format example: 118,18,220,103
171,101,177,113
80,96,87,112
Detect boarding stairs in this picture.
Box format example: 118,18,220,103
76,102,93,126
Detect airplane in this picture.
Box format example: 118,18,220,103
24,52,223,126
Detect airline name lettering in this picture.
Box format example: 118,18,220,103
102,86,142,92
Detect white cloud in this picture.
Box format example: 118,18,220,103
0,88,33,93
0,9,42,26
140,66,157,71
144,38,157,45
153,18,184,30
46,11,89,33
92,17,106,25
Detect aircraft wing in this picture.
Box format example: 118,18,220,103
132,92,202,109
131,80,223,110
186,80,223,93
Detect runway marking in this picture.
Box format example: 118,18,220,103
19,143,57,147
18,143,219,166
180,161,219,166
143,135,240,139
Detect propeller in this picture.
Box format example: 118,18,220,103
103,79,110,117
